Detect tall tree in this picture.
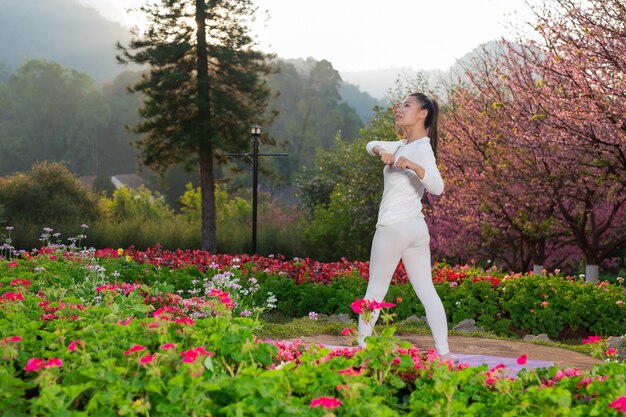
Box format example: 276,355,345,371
117,0,274,251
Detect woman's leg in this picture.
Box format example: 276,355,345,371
401,219,451,355
357,223,405,347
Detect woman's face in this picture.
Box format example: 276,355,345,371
395,95,427,128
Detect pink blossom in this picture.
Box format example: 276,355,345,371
582,336,603,345
341,328,355,336
124,345,147,355
310,396,342,409
175,317,194,325
181,347,214,363
3,336,22,343
160,343,176,350
338,367,363,377
7,261,18,268
9,279,31,287
68,340,84,352
140,353,157,365
24,358,46,372
517,354,528,365
605,348,617,356
608,397,626,414
45,358,63,368
1,292,25,302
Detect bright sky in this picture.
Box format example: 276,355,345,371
80,0,538,72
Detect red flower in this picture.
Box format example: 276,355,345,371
175,317,194,325
310,396,342,409
3,335,22,343
7,261,18,268
341,328,355,336
140,353,157,365
124,344,147,355
24,357,62,372
9,279,31,287
517,354,528,365
180,346,214,363
582,336,603,345
160,343,176,350
24,358,46,372
1,292,25,302
68,340,85,352
608,397,626,414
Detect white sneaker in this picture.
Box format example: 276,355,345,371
439,352,459,363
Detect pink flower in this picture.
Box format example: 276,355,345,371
517,354,528,365
45,358,63,368
24,357,62,372
310,396,342,409
180,346,214,363
124,344,147,355
605,348,617,356
1,292,25,302
608,397,626,414
160,343,176,350
7,261,18,268
175,317,194,325
9,279,31,287
338,367,363,377
68,340,84,352
3,336,22,343
341,328,355,336
350,299,367,314
24,358,46,372
140,353,157,365
582,336,603,345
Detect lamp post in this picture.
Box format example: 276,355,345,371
251,124,261,254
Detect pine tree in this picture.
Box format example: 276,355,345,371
117,0,273,251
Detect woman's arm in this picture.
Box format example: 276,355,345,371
394,146,444,195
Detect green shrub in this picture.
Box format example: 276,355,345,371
0,162,100,225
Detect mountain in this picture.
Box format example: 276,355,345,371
0,0,134,84
339,40,509,99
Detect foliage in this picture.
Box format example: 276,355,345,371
0,162,100,225
264,58,364,182
100,185,174,223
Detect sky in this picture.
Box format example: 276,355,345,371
78,0,538,72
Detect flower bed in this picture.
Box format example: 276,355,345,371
2,243,626,415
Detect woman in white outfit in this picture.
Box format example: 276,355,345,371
358,92,457,362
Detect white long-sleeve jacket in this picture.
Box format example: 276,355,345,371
366,136,444,226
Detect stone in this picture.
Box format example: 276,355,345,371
606,336,624,349
524,334,553,343
452,319,484,333
329,313,352,323
404,315,427,324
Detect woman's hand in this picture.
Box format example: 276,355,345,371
379,150,395,166
395,156,425,179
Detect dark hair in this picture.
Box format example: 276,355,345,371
410,93,439,158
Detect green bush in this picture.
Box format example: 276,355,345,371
0,162,100,225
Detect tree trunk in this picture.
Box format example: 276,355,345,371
196,0,215,252
585,264,599,283
196,0,217,253
200,145,216,252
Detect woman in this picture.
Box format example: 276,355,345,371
358,92,457,362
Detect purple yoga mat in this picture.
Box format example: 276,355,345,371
317,344,554,375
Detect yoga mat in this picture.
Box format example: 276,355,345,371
316,343,554,375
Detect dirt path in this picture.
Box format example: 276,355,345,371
302,334,603,371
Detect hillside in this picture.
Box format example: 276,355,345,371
0,0,133,83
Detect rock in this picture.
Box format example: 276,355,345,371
606,336,624,349
452,319,484,333
329,313,352,323
524,334,553,343
404,315,427,324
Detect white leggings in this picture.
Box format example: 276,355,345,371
357,217,450,354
